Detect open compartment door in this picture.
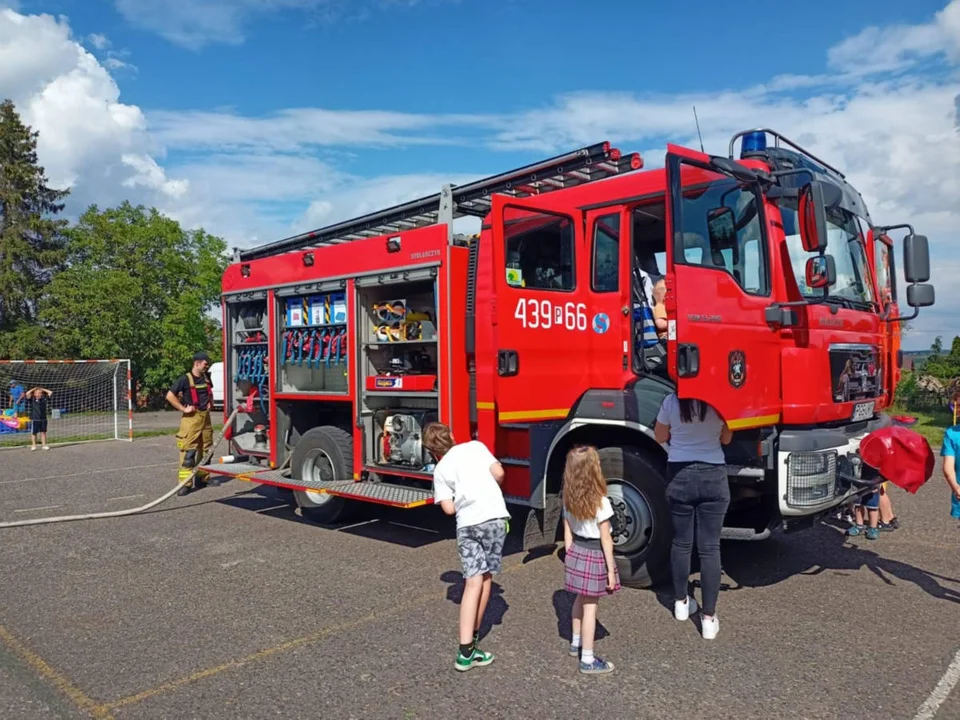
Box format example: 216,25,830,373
664,144,781,431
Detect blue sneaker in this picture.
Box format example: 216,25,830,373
865,527,880,540
579,657,615,675
846,525,864,537
569,643,580,657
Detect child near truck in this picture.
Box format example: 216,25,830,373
422,422,510,672
561,445,620,675
942,392,960,524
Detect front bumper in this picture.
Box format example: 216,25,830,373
776,414,891,518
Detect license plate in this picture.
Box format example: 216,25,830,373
852,401,875,422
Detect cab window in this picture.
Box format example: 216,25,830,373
676,175,770,296
504,207,575,291
591,213,620,293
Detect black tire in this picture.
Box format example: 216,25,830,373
290,426,353,524
599,446,672,589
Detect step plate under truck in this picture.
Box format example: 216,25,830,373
199,462,434,509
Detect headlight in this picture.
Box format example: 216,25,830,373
786,451,838,507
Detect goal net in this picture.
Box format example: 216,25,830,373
0,360,132,448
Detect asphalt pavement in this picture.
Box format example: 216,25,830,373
0,437,957,719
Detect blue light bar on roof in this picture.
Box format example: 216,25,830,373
741,131,767,157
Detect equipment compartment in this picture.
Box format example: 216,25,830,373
371,407,438,473
226,295,271,457
358,278,439,400
277,289,350,394
356,274,441,475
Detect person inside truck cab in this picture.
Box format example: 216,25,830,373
652,278,668,340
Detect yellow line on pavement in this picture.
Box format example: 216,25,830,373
103,553,550,712
0,624,113,719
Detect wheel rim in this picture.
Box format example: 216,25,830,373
300,448,336,505
606,478,654,555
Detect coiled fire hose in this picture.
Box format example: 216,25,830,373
0,407,246,529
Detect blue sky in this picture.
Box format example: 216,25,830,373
1,0,958,349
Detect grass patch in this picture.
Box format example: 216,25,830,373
889,405,953,447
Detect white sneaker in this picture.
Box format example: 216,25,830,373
42,445,49,451
701,614,720,640
674,596,698,621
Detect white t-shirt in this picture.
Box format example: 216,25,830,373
656,393,726,464
565,496,614,539
433,440,510,530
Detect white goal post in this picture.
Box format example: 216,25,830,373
0,359,133,448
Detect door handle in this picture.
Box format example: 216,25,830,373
677,343,700,378
497,350,519,377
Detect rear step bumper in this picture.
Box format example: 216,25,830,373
199,462,433,510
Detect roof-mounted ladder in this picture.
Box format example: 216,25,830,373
237,141,643,262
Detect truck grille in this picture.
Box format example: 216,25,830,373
786,451,838,508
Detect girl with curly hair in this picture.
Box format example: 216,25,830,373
561,445,620,675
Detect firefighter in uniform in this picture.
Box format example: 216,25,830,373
165,352,215,496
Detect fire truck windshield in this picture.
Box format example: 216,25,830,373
781,201,875,310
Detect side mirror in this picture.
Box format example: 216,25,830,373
805,254,836,289
798,181,829,253
906,283,935,308
797,179,843,253
903,234,930,283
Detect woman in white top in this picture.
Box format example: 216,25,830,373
654,394,732,640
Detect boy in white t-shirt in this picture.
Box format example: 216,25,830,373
423,422,510,672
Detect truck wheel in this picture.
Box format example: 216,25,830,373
599,446,671,589
291,426,352,524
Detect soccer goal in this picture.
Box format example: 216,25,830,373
0,359,132,449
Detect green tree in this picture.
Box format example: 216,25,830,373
0,99,69,356
920,335,960,380
39,202,227,398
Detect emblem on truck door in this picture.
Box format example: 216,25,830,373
729,350,746,388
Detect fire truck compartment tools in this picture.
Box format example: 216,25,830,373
375,409,438,470
0,406,242,529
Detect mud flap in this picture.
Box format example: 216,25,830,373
522,493,563,551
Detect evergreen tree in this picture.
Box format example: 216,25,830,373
0,99,69,355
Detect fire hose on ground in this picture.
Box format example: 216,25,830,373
0,406,280,529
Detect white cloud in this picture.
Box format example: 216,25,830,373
828,0,960,74
113,0,461,50
0,9,180,213
87,32,109,50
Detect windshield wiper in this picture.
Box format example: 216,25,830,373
823,296,871,311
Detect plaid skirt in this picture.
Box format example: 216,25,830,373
564,542,621,597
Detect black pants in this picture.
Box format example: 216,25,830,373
666,461,730,615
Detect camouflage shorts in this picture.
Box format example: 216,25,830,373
456,518,508,579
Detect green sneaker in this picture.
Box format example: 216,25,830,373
455,647,494,672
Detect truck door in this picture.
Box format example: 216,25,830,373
664,145,781,430
584,207,633,385
491,197,589,423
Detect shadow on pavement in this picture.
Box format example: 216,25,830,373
719,522,960,604
441,570,509,642
551,589,611,644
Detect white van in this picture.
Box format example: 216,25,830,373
209,361,224,410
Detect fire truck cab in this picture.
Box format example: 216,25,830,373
203,129,935,588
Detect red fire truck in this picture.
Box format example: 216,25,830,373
201,129,935,587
